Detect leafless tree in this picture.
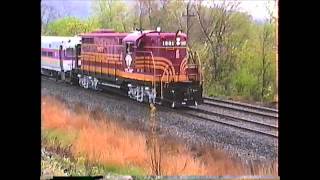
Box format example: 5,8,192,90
259,0,276,102
41,1,64,34
195,0,239,81
260,25,272,101
137,0,147,30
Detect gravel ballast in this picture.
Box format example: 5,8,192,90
41,78,278,164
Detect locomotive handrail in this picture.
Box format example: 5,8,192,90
160,65,171,99
196,52,203,85
135,50,156,93
186,47,203,83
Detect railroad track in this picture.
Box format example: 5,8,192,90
42,76,278,138
181,107,278,138
203,97,278,118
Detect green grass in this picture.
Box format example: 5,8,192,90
102,164,145,176
42,128,77,148
41,128,145,176
66,156,145,176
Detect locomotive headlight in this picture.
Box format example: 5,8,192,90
171,90,175,93
77,74,81,78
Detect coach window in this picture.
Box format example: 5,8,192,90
41,51,47,56
48,52,53,57
66,48,74,57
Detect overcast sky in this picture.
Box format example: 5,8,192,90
237,0,276,20
43,0,276,21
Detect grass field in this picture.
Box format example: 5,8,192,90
41,96,277,176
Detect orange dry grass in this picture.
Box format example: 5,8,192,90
74,122,149,167
41,96,277,176
42,96,148,168
161,150,207,175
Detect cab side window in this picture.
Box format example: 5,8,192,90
126,43,133,54
137,40,144,49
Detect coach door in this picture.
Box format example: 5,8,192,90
59,45,63,71
59,45,65,80
75,44,81,68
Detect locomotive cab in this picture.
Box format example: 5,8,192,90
122,30,203,108
157,31,203,108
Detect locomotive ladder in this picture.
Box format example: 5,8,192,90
195,52,203,85
187,48,202,83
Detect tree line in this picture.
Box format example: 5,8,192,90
41,0,277,103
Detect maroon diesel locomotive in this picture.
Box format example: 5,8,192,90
43,29,203,108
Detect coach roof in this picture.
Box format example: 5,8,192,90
41,36,81,49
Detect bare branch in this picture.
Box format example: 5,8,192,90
195,0,214,45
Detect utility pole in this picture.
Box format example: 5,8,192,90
182,1,195,47
182,1,195,62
